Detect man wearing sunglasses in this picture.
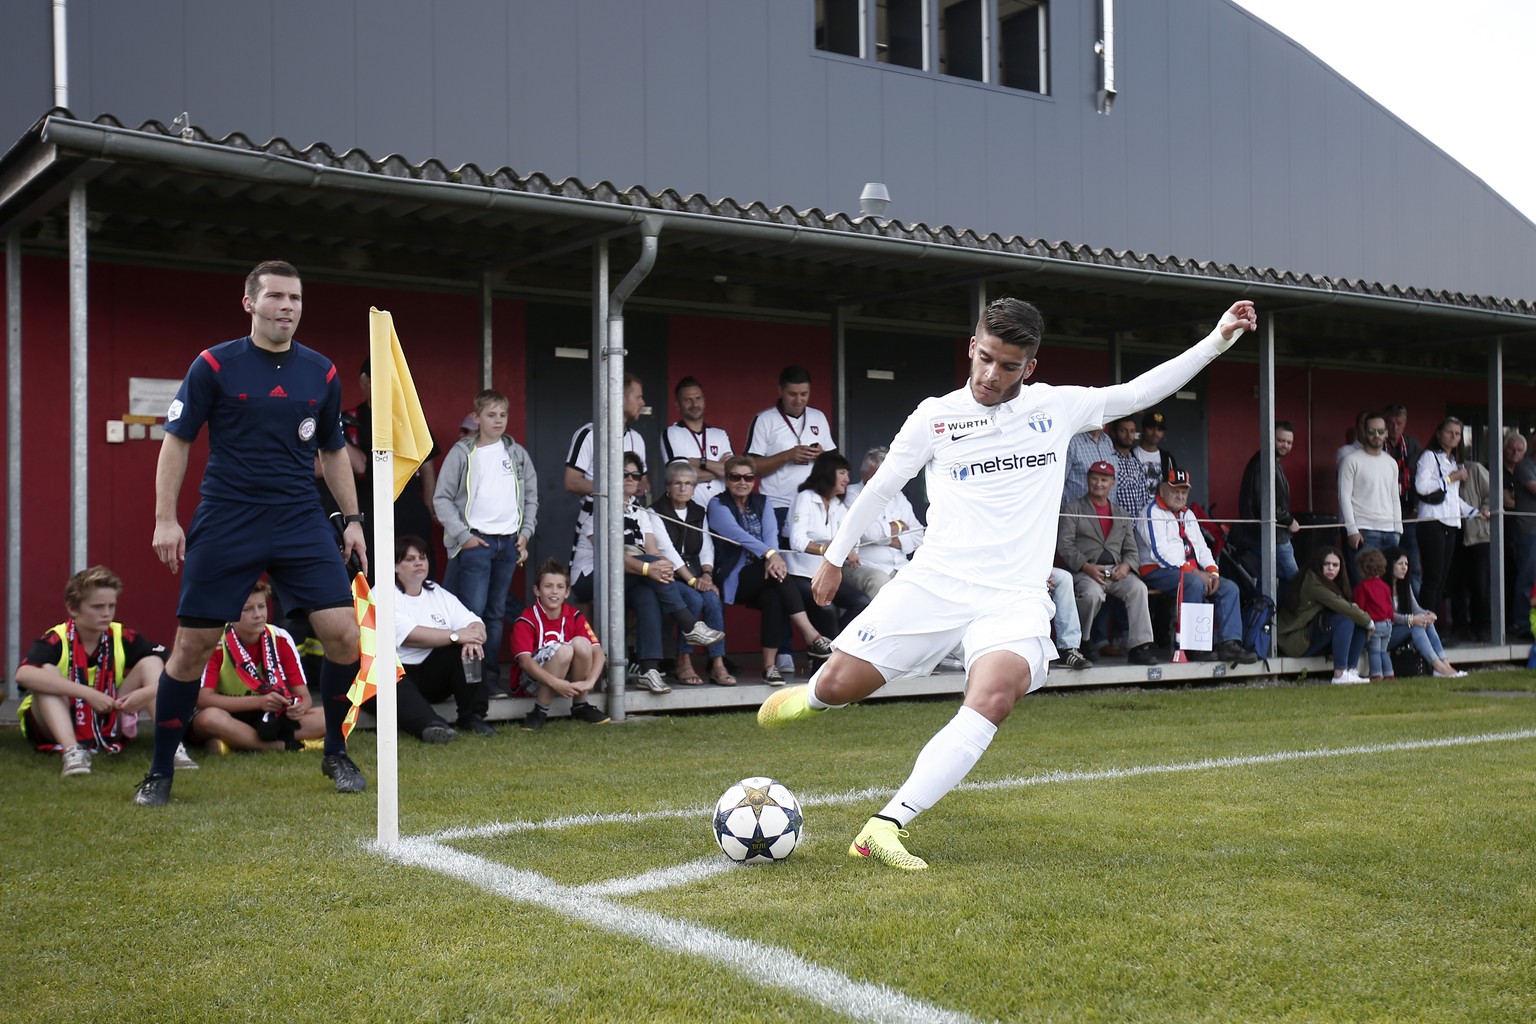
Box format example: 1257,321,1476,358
1338,413,1403,582
759,295,1256,870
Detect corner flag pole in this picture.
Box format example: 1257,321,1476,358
369,310,401,847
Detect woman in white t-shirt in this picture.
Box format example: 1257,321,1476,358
394,536,488,744
787,451,871,629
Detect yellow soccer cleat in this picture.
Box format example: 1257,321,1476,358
756,684,818,729
847,818,929,871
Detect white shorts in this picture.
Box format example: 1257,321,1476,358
830,563,1056,691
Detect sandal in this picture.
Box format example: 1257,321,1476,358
709,667,738,686
672,669,705,686
762,666,785,685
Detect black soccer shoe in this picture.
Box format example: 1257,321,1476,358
321,752,367,793
132,773,173,807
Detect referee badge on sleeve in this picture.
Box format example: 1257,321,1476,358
297,416,317,441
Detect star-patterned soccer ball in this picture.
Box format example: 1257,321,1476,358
712,777,803,863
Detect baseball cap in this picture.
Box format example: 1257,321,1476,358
459,412,478,432
1142,410,1167,430
1164,467,1191,487
1088,460,1116,478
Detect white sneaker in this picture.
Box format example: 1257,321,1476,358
776,653,795,674
60,747,92,777
682,623,726,648
1433,669,1469,679
634,669,672,694
1331,669,1367,685
173,742,200,770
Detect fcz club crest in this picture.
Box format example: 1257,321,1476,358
1027,411,1053,433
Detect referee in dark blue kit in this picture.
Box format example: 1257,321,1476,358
134,260,369,806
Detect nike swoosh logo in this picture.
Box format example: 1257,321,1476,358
900,801,919,814
948,432,973,441
854,841,871,856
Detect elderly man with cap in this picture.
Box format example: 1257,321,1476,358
1136,467,1256,663
1058,460,1159,665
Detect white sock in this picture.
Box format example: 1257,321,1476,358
805,667,846,711
878,706,997,828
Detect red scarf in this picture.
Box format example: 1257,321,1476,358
224,626,293,698
53,620,122,754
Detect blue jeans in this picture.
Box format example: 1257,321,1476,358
1275,539,1299,584
572,568,685,663
1349,530,1400,587
1387,622,1445,666
1049,567,1082,649
1302,610,1367,671
444,533,520,699
1366,619,1393,677
676,583,726,657
1140,566,1242,643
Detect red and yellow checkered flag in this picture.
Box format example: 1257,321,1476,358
344,572,402,740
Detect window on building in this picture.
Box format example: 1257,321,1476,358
998,0,1048,93
815,0,1049,96
876,0,926,70
817,0,863,58
938,0,986,82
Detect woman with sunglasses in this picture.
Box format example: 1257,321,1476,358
787,451,871,628
650,460,734,685
708,454,836,685
571,451,725,695
1276,545,1374,683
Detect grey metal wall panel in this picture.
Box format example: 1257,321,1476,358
83,0,185,129
931,87,989,234
643,0,710,196
1162,0,1213,260
765,5,828,208
1243,18,1292,276
824,60,884,219
577,0,646,188
705,2,773,203
510,3,579,175
0,0,56,146
1321,92,1366,279
880,73,939,225
1121,4,1171,253
271,0,355,150
185,2,274,141
356,1,434,159
982,89,1036,239
433,0,510,165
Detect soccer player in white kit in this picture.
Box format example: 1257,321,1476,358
758,296,1257,870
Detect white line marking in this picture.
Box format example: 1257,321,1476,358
415,727,1536,842
378,837,989,1024
576,856,739,897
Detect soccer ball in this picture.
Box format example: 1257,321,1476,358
712,777,803,863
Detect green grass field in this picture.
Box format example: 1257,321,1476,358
4,674,1534,1023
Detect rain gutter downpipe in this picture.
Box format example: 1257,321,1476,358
602,218,660,722
53,0,69,108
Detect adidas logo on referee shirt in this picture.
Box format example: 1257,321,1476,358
269,385,287,398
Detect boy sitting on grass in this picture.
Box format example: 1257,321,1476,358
16,566,183,777
511,559,608,730
186,579,323,753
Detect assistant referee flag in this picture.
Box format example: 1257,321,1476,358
367,307,433,499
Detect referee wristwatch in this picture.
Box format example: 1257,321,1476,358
343,513,366,525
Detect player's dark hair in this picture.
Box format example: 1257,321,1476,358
64,566,122,610
674,375,703,399
799,450,852,497
473,388,510,414
534,558,570,586
245,260,300,299
778,365,811,388
977,297,1044,356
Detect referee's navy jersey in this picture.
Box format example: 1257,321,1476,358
165,337,345,505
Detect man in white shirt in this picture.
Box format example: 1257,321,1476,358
659,376,734,508
745,365,837,538
1338,412,1402,579
759,295,1256,871
842,447,923,596
565,372,648,496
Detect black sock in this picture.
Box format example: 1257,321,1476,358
150,671,201,776
319,657,361,756
670,610,694,629
640,659,660,672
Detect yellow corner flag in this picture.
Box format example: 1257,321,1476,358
368,308,434,500
344,572,402,741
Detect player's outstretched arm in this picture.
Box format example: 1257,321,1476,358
152,433,193,572
1100,300,1256,419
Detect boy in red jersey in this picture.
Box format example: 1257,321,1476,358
188,580,323,752
511,560,607,730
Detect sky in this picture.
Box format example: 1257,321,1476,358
1229,0,1536,225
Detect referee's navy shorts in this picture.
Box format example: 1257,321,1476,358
178,498,351,623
